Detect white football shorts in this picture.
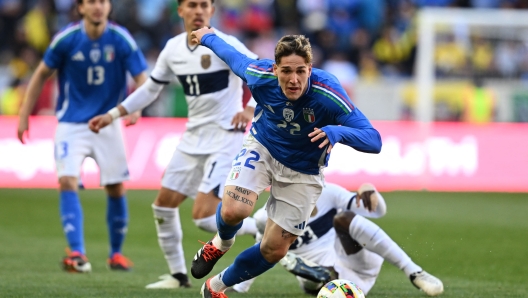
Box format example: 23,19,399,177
225,134,324,236
54,121,129,186
161,125,244,199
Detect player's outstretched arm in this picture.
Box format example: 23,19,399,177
17,61,55,143
122,72,147,127
191,26,255,81
88,105,128,133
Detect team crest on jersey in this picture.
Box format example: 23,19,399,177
201,54,211,69
90,48,101,63
283,108,294,122
104,45,115,62
303,108,315,123
229,166,241,180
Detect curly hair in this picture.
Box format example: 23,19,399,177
274,35,313,65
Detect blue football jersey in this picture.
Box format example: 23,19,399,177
43,21,147,123
201,34,382,175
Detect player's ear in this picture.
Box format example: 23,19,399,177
177,4,184,18
308,63,312,76
272,63,278,76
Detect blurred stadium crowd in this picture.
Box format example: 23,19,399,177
1,0,528,118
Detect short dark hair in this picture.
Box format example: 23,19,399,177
178,0,215,4
274,35,313,65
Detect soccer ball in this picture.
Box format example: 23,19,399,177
317,279,365,298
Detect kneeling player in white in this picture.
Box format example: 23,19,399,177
88,0,259,289
234,183,444,296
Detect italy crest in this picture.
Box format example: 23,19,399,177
303,108,315,123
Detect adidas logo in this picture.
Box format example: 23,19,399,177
294,221,306,230
72,51,85,61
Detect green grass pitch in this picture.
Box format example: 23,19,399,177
0,188,526,297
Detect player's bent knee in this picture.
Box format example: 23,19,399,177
333,211,356,233
59,176,78,191
105,183,125,198
154,187,186,208
220,206,250,224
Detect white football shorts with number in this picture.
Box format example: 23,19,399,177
152,29,258,198
55,121,130,185
225,134,325,236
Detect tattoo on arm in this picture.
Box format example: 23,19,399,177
226,190,254,206
235,186,252,196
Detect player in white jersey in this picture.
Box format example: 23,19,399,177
17,0,148,273
88,0,258,289
233,183,444,296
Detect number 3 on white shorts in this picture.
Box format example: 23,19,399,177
233,148,260,170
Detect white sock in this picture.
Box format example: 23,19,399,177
232,277,256,293
349,215,422,277
152,204,186,274
237,217,258,236
212,233,235,251
193,214,217,233
210,270,228,293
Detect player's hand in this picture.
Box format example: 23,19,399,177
88,114,112,134
190,26,215,45
123,110,141,127
308,127,333,153
231,110,252,131
17,115,29,144
357,183,379,212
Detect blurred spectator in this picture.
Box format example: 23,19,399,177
461,75,496,123
321,52,358,99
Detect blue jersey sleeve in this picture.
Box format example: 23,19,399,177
43,39,67,69
314,70,381,153
125,47,147,77
115,26,147,77
201,33,256,82
321,109,382,154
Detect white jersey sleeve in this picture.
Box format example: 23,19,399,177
150,39,177,83
216,31,259,60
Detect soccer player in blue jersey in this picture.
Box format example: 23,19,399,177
188,27,382,298
17,0,147,273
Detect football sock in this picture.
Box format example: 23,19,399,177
107,195,128,257
194,214,257,237
152,205,186,274
349,215,421,276
193,214,217,233
220,243,275,288
232,277,256,293
60,190,85,254
214,202,241,250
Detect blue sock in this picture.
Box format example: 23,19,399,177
60,191,84,254
216,202,242,240
221,243,275,286
107,195,128,257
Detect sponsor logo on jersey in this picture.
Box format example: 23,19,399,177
104,45,115,62
90,48,101,63
229,166,241,180
201,54,211,69
71,51,85,61
303,108,315,123
283,108,294,122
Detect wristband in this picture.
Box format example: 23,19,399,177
107,107,120,121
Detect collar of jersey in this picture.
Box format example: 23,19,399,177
80,20,109,37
